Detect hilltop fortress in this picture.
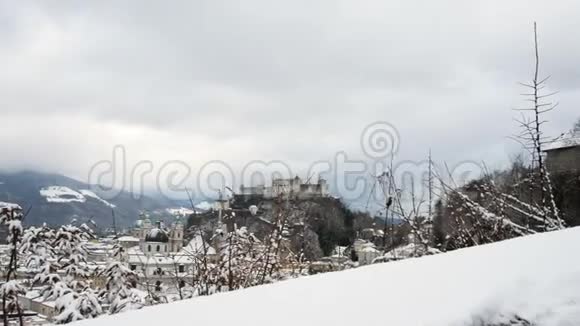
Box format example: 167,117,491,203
238,176,329,200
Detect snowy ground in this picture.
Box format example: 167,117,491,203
77,228,580,326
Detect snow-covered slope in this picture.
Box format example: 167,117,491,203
78,228,580,325
40,186,86,203
0,171,173,227
39,186,116,207
78,189,116,208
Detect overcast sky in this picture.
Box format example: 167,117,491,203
0,1,579,200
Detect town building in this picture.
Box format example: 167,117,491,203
122,216,217,279
544,131,580,173
543,130,580,225
135,217,184,254
117,235,140,250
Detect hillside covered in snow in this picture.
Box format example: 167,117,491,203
0,171,175,227
77,227,580,325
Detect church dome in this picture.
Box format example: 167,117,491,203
145,228,169,243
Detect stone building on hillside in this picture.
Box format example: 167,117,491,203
239,176,329,200
544,132,580,173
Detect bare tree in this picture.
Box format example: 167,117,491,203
512,22,562,228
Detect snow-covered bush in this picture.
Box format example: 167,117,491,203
54,288,102,324
101,262,143,314
0,204,25,324
436,177,566,250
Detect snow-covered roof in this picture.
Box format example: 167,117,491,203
118,235,140,242
180,235,216,256
127,252,193,265
544,133,580,151
174,254,195,264
84,241,114,249
126,245,141,255
24,289,41,299
77,227,580,326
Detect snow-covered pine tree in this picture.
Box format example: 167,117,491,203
101,262,143,314
30,223,104,324
20,224,57,284
53,224,95,278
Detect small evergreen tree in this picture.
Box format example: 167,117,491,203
102,262,143,314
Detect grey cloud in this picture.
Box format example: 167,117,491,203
0,0,579,190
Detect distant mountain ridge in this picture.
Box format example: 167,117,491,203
0,171,177,228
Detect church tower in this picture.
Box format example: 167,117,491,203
140,213,152,242
169,219,184,252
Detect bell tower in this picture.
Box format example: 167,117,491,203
169,219,184,252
